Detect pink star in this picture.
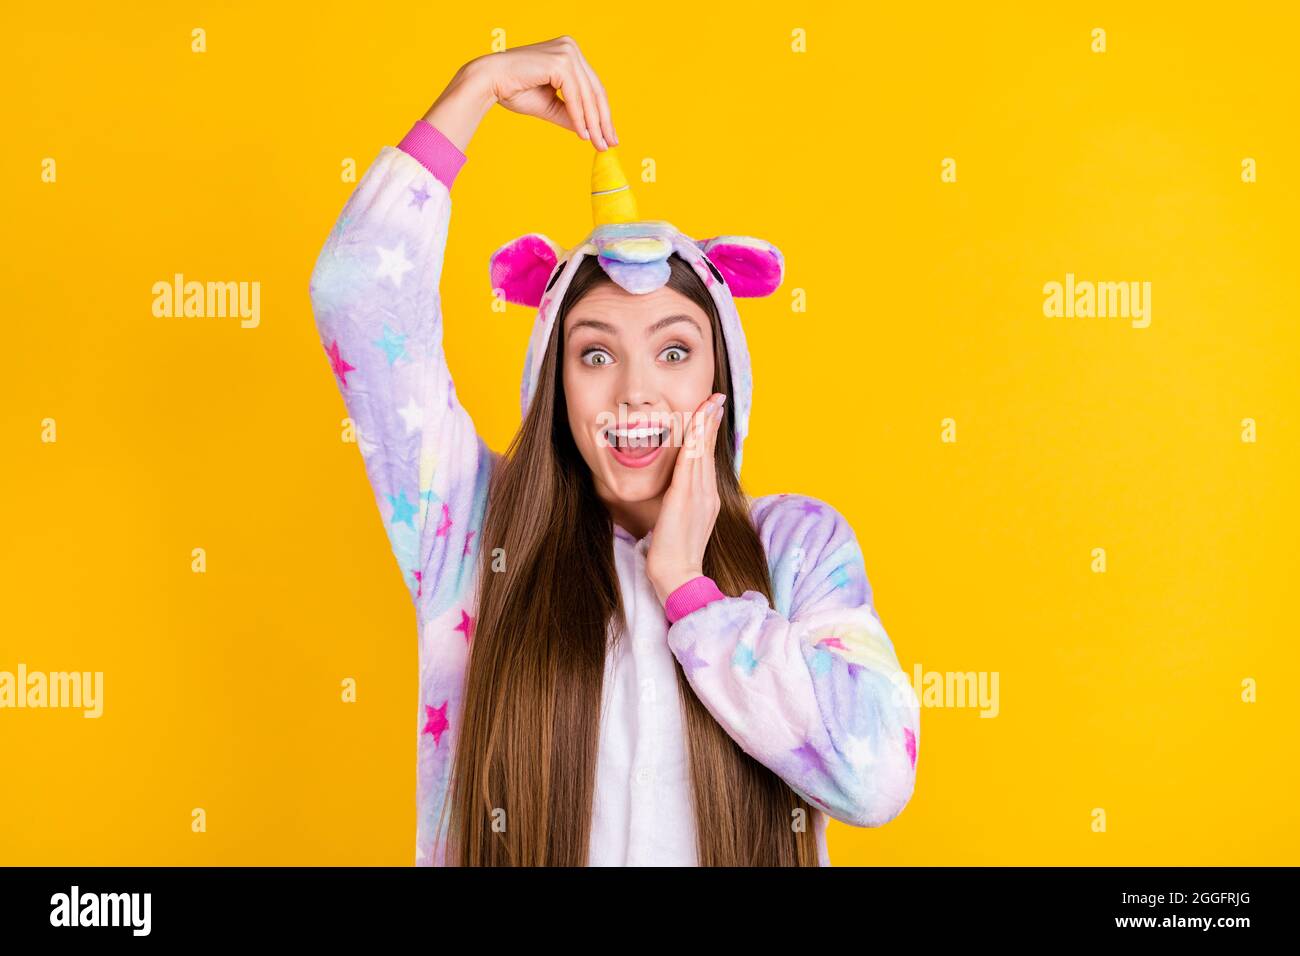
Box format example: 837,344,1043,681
435,503,452,537
413,569,423,599
454,609,474,643
818,637,848,652
325,339,355,388
904,727,917,768
422,701,449,746
462,530,475,556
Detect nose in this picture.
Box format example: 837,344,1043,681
615,356,660,412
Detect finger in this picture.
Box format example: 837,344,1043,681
538,87,577,134
696,395,722,492
686,396,711,464
689,394,720,482
574,49,616,147
566,55,605,148
668,408,687,454
552,64,590,142
668,411,696,495
703,395,724,495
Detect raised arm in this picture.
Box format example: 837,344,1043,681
663,494,921,828
308,45,619,624
307,64,500,618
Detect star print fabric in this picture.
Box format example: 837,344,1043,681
665,495,920,829
309,143,497,864
308,138,919,865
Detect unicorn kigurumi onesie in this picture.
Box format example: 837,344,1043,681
308,118,921,866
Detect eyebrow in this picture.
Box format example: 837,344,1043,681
568,313,703,338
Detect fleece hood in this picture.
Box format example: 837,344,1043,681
486,147,784,475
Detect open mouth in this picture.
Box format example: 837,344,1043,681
603,425,669,467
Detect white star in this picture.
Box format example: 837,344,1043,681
376,240,415,288
397,396,424,435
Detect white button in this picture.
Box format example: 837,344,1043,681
633,766,653,786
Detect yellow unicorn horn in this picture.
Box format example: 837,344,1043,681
591,146,638,226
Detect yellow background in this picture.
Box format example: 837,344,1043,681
2,3,1296,865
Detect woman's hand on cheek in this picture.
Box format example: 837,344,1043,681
646,393,727,607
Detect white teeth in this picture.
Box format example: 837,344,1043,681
605,426,668,446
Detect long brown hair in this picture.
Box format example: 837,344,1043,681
439,252,820,866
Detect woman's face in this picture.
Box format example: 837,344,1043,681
562,281,716,507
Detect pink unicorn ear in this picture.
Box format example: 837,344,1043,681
697,236,785,298
489,233,565,308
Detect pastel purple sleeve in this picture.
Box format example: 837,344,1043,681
308,135,497,617
665,494,920,828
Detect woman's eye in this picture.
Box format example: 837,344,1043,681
581,348,613,367
660,345,690,363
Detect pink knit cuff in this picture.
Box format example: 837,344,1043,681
397,119,468,191
664,575,727,624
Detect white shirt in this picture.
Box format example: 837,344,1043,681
588,526,699,864
588,525,832,865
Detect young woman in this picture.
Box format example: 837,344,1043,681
308,36,920,866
